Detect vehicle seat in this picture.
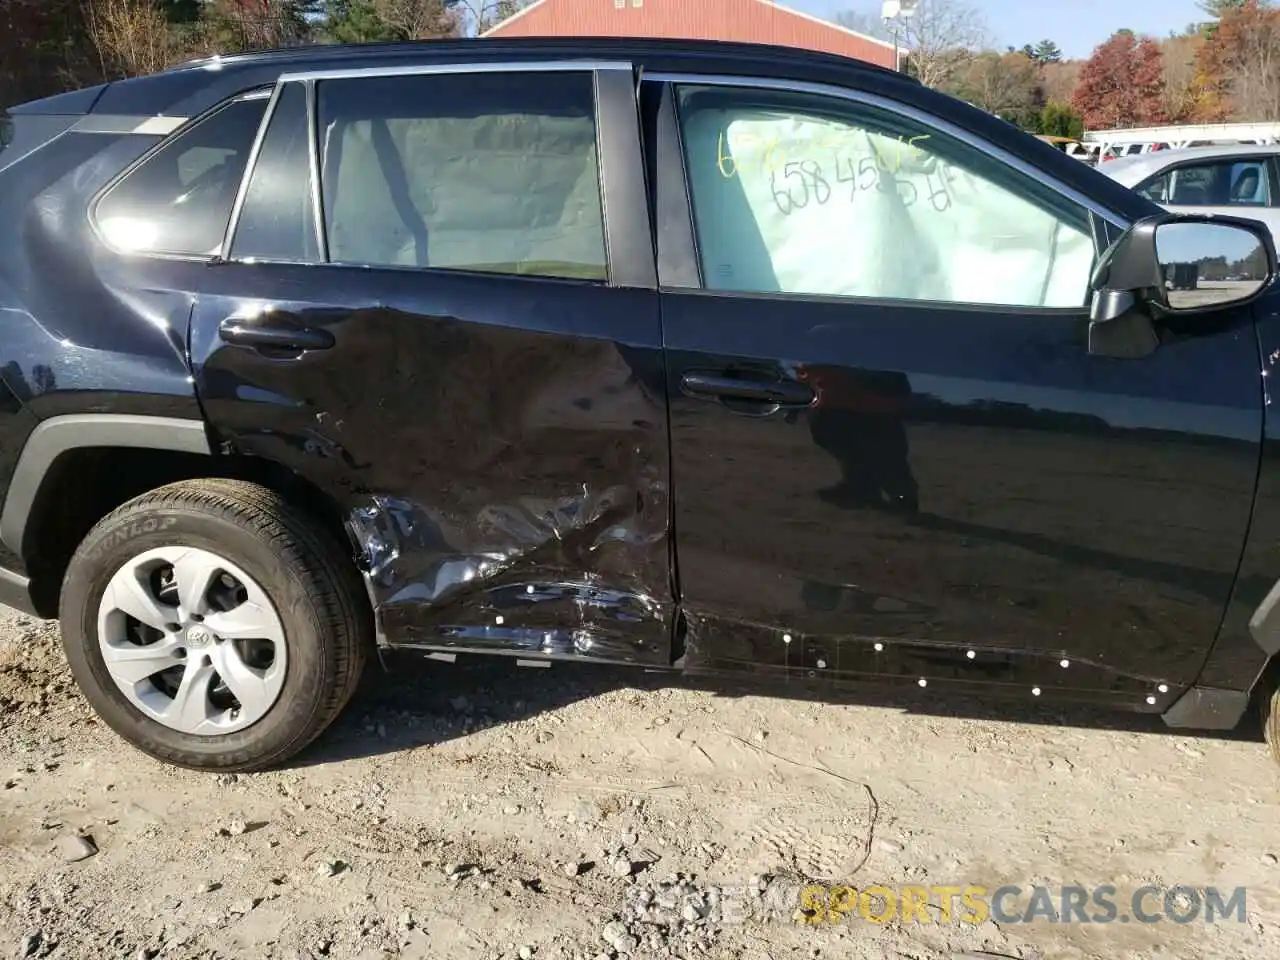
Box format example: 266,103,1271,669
1231,168,1261,203
1170,179,1210,205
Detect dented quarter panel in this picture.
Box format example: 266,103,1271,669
188,265,674,666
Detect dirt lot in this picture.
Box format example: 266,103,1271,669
2,604,1279,960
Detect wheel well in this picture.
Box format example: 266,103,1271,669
21,447,358,618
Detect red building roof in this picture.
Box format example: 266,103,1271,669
482,0,899,69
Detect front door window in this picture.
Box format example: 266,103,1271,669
675,85,1098,309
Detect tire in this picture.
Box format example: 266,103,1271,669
1264,685,1280,767
60,478,370,771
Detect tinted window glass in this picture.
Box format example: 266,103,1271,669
231,84,318,262
317,71,606,280
1137,159,1273,207
676,86,1096,308
94,96,268,256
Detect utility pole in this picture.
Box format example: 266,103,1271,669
881,0,918,73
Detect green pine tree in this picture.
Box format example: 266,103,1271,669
1032,39,1063,63
1039,101,1085,139
323,0,400,42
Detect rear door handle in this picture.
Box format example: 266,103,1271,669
680,372,814,406
219,313,335,352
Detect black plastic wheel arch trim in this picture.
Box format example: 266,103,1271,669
1160,685,1251,730
0,565,37,617
1248,578,1280,657
0,414,212,558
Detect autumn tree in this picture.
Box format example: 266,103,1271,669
957,51,1041,125
1040,59,1081,104
205,0,317,51
850,0,987,89
324,0,399,40
1199,0,1249,14
1197,0,1280,121
1072,30,1167,128
453,0,533,34
369,0,459,38
157,0,201,21
0,0,103,107
1160,33,1210,122
85,0,176,77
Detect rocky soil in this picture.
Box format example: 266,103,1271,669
2,606,1279,960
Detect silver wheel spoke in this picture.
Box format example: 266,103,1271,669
109,572,175,633
99,545,288,736
212,644,273,718
164,657,217,731
203,602,283,644
101,634,185,685
173,549,225,620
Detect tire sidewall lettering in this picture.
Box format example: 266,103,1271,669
85,515,178,564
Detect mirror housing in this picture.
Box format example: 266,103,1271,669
1088,213,1276,359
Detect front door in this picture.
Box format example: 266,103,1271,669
187,63,673,665
652,78,1262,707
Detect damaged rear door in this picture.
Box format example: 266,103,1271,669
188,61,674,665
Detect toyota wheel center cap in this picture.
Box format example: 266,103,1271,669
185,625,214,647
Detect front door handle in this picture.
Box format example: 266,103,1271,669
681,372,814,406
219,313,335,352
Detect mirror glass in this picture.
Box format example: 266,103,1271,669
1155,221,1269,310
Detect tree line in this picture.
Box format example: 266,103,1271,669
3,0,1277,132
840,0,1280,134
0,0,531,107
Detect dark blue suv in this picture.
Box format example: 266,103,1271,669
2,38,1279,770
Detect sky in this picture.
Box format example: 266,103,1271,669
797,0,1209,59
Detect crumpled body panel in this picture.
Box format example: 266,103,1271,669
189,268,674,666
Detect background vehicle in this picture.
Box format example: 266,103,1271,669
1,39,1279,772
1085,121,1280,162
1100,144,1280,241
1034,135,1099,166
1167,261,1200,291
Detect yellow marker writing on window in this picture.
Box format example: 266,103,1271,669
716,130,737,179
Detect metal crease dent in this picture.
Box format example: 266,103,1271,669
344,475,671,666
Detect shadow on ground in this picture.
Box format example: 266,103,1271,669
292,650,1265,769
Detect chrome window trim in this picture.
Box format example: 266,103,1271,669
591,71,614,286
305,79,328,261
72,115,190,136
645,71,1130,232
220,82,286,260
277,58,632,84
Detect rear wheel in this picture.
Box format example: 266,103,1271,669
1264,685,1280,767
60,478,370,771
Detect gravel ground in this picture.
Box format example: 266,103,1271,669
2,604,1279,960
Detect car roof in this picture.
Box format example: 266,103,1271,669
171,36,914,82
1101,143,1280,187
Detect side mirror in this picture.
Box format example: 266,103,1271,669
1088,213,1276,359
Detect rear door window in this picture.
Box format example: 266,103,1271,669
315,70,607,281
229,83,318,263
1137,158,1274,207
93,94,269,257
